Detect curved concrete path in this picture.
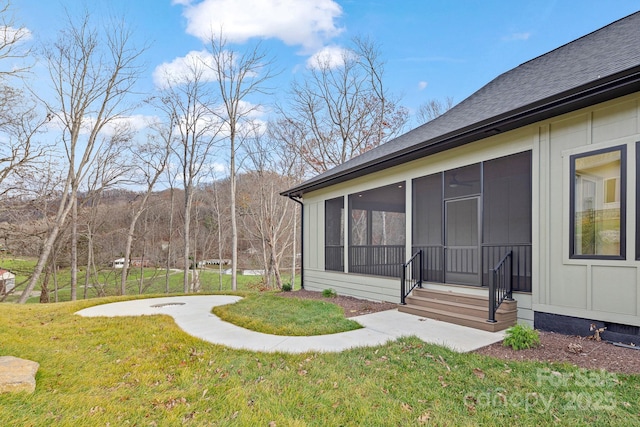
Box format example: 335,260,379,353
76,295,505,354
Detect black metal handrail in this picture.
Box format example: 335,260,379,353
482,243,531,292
488,250,513,323
401,249,423,305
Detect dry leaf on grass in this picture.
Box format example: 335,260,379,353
473,368,485,379
418,412,432,423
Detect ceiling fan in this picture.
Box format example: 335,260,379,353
448,173,474,188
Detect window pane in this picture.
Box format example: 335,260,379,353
348,183,406,277
325,198,343,246
572,148,624,257
325,197,344,271
412,173,442,246
483,151,532,244
444,163,481,199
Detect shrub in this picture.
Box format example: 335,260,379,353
322,288,337,298
281,283,292,292
503,324,540,350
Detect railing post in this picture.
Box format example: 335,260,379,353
418,249,423,288
507,251,514,300
488,268,497,323
401,263,406,305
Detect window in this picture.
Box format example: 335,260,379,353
412,173,444,282
483,152,532,244
570,145,626,259
325,197,344,271
348,183,405,277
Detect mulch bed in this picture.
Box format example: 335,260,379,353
279,289,640,375
475,331,640,375
277,289,397,317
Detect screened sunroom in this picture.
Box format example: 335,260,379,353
324,151,532,293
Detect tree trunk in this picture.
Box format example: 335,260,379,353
70,196,78,301
18,189,75,303
39,265,50,303
271,248,282,289
165,187,175,293
121,206,146,295
53,262,58,303
183,187,192,293
230,139,238,291
83,228,92,299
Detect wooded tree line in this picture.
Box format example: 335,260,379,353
0,2,452,303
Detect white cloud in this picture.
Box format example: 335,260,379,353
502,32,531,41
175,0,343,52
418,81,428,90
212,99,268,137
1,26,32,44
45,113,157,138
153,50,220,89
306,45,354,69
108,114,158,133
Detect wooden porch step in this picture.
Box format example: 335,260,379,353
399,288,517,332
411,288,492,307
404,295,516,322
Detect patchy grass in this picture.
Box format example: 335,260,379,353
213,293,362,336
0,298,639,426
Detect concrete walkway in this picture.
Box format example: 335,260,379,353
76,295,505,354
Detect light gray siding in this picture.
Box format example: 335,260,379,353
534,92,640,327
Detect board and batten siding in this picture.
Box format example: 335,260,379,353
534,92,640,327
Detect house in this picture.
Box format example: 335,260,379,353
130,258,151,268
111,258,127,269
0,269,16,295
197,259,231,268
111,258,152,269
282,12,640,344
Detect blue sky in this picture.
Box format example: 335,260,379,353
14,0,640,125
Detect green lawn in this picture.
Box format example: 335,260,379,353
213,293,362,335
0,256,297,303
1,296,639,426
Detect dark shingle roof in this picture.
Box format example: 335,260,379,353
283,11,640,197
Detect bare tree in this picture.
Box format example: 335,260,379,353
0,1,46,196
0,87,46,196
241,126,304,288
415,97,455,124
239,169,297,288
17,11,145,303
213,181,227,291
119,125,172,295
73,132,132,299
163,164,179,293
0,0,31,79
205,32,275,291
154,60,222,293
277,37,408,175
